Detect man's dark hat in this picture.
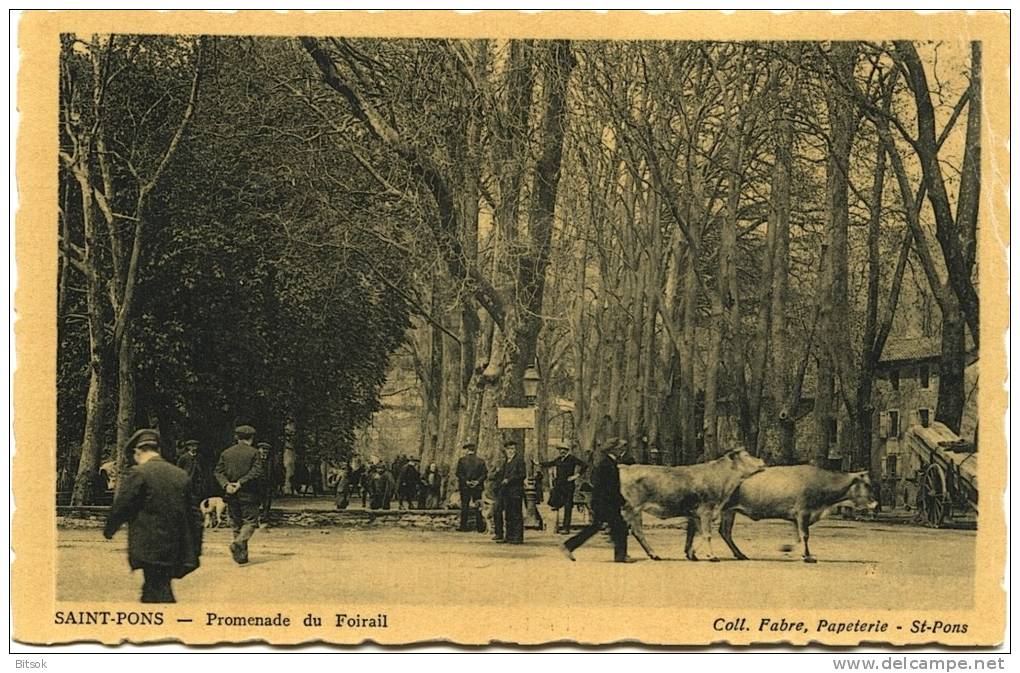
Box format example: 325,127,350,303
462,442,477,450
503,439,518,448
235,425,256,439
127,428,160,452
409,456,420,462
183,438,199,447
256,441,272,449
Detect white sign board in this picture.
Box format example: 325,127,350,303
497,407,536,429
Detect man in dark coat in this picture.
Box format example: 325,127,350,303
540,442,585,533
176,438,205,504
499,440,526,544
397,457,423,509
455,443,487,532
104,429,202,603
214,425,263,564
367,463,395,510
560,438,631,563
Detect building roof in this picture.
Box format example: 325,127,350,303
879,337,942,364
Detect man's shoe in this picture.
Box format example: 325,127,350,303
559,544,576,562
229,542,245,564
614,557,637,564
494,539,507,544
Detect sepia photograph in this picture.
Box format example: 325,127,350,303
11,10,1009,648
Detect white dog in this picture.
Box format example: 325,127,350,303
200,496,228,529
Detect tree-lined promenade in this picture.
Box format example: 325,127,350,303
59,36,980,505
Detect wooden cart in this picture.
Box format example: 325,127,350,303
903,423,977,528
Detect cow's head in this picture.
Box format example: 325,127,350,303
846,472,878,511
724,449,767,477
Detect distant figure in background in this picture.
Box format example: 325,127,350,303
282,446,297,495
530,461,545,531
176,438,205,505
104,429,202,603
421,462,442,509
490,448,507,542
391,454,407,484
540,442,585,534
214,425,263,565
456,443,487,532
349,458,367,508
367,464,395,510
256,442,275,524
334,463,351,510
499,440,526,545
397,457,423,509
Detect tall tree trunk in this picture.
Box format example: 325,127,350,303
813,42,857,466
115,326,137,480
936,290,966,434
69,173,109,506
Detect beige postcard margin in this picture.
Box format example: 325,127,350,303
13,10,1010,647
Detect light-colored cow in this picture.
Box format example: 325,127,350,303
620,449,767,561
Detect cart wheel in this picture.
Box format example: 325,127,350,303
919,464,950,528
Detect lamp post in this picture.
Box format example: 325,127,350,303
523,365,542,530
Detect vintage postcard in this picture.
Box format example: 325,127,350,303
12,10,1009,647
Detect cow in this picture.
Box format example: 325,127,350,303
718,465,878,563
620,449,767,562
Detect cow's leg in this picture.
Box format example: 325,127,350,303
684,516,699,561
698,507,720,562
798,513,816,563
622,507,661,560
719,510,748,560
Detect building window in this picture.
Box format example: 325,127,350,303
826,417,838,445
919,364,930,389
918,408,930,428
890,369,900,391
888,410,900,438
886,455,898,479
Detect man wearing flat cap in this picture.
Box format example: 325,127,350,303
103,428,202,603
499,440,526,544
560,437,632,563
455,442,487,532
214,425,263,564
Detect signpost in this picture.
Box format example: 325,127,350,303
497,407,536,429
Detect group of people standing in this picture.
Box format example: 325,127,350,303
455,438,601,541
454,436,634,562
333,456,443,510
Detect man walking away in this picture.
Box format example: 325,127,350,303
214,425,263,564
500,440,526,544
104,429,202,603
540,442,584,534
455,443,487,532
560,438,632,563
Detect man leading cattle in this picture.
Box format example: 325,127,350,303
560,437,632,563
214,425,263,565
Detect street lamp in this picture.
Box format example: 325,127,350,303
523,364,542,530
523,365,540,401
